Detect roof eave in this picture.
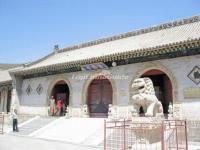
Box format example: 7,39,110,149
12,38,200,76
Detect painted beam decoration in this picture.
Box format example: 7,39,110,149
188,66,200,85
81,62,109,71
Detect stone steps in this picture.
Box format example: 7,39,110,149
81,125,104,146
31,118,105,145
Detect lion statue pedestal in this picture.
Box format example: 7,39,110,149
82,104,89,118
130,78,164,117
108,104,118,120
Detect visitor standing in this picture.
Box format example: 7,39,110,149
57,98,62,116
62,103,66,116
50,96,56,116
12,109,19,132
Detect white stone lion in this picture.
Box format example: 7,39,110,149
131,78,163,117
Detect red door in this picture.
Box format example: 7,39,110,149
88,77,113,117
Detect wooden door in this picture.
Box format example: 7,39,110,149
88,78,112,117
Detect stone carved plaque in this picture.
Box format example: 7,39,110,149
36,84,43,95
184,87,200,98
188,66,200,85
26,85,32,95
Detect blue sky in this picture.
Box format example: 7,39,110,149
0,0,199,64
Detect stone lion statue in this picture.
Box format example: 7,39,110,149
131,77,163,117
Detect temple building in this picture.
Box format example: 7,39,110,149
0,64,20,113
0,15,200,119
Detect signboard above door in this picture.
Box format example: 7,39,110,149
81,62,109,71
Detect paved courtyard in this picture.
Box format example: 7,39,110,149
0,134,102,150
1,134,200,150
1,116,200,150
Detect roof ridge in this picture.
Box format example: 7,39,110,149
58,15,200,53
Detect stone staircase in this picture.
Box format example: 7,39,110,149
8,116,57,136
8,117,106,147
31,118,105,145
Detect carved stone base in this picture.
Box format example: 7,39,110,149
82,105,89,118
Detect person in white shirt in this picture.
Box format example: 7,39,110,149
12,109,19,132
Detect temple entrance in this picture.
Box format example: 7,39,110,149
6,90,11,113
0,88,12,113
87,76,113,118
141,69,173,116
50,80,70,116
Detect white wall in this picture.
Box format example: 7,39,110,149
19,54,200,118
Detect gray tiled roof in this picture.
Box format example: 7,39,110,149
11,15,200,74
0,64,20,71
0,70,12,84
0,64,21,84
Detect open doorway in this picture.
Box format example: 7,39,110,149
50,80,70,116
6,90,12,113
141,69,173,116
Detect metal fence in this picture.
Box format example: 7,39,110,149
104,119,188,150
163,120,188,150
0,113,4,134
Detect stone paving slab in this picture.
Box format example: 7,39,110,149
0,134,102,150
